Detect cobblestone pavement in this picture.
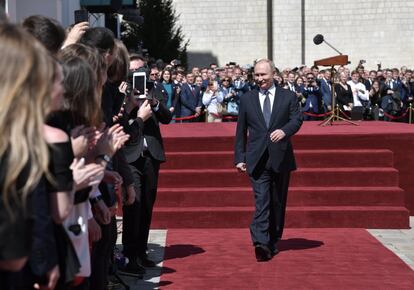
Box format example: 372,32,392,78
114,217,414,289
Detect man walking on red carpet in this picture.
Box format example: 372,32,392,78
234,59,303,262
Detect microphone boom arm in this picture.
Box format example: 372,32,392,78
323,40,342,55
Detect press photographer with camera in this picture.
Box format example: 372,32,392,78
120,59,172,276
300,72,323,120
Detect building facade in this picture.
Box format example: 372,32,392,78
173,0,414,69
3,0,414,70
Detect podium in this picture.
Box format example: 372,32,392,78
314,55,358,126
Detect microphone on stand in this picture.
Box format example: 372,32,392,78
313,34,343,55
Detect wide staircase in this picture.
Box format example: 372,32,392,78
152,131,409,229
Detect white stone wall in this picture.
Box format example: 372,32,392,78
173,0,268,67
272,0,302,69
173,0,414,69
304,0,414,70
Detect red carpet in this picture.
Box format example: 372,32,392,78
152,121,412,229
159,229,414,289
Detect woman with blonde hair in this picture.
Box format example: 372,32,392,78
0,24,55,287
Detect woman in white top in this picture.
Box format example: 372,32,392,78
202,80,224,122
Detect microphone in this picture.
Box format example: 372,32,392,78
313,34,324,45
313,34,342,55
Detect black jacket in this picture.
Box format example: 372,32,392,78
234,87,303,175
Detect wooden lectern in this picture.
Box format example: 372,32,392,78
314,55,358,126
314,55,348,66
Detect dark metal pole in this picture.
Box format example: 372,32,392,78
267,0,273,61
301,0,305,64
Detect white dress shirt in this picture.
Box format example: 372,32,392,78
347,80,369,107
259,85,276,114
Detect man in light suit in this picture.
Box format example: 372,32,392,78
234,59,303,262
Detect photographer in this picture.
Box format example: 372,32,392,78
120,60,172,276
233,66,250,98
368,80,384,120
301,73,323,120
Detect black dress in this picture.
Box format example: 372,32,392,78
0,155,33,261
13,142,80,289
0,154,33,289
47,142,81,286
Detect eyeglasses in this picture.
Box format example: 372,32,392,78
223,79,230,82
150,73,159,76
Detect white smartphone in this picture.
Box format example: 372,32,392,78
132,71,146,99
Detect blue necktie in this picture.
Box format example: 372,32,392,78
263,91,271,127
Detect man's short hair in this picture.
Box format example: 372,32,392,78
130,53,145,62
79,27,115,53
22,15,65,54
254,58,276,73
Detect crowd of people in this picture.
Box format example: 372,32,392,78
146,59,414,124
0,12,171,290
279,64,414,122
1,7,414,290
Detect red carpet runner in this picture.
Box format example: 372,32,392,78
159,228,414,289
153,122,412,229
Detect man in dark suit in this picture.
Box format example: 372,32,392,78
234,59,303,262
179,73,202,121
320,70,332,112
301,73,323,120
120,83,172,275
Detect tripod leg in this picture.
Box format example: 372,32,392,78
319,114,335,126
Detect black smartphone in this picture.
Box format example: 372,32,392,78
74,10,89,24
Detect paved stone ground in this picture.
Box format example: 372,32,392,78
368,216,414,271
113,226,166,290
113,217,414,289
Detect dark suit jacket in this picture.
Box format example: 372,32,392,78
320,78,332,108
179,83,202,117
234,87,303,175
301,84,322,112
122,96,172,164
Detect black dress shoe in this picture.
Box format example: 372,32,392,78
271,247,279,257
118,260,145,278
255,244,272,262
139,256,157,267
268,244,279,257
